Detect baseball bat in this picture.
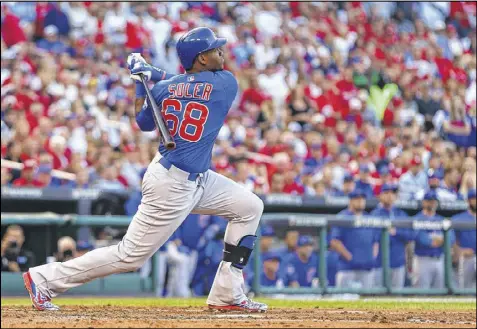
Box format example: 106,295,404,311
139,75,176,150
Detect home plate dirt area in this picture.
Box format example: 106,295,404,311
1,297,476,328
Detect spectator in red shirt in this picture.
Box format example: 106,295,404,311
47,135,70,170
25,102,44,134
259,128,286,157
239,76,271,111
283,168,305,195
19,139,40,163
12,159,42,187
125,14,150,51
1,5,27,47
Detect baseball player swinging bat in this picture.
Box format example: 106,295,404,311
138,74,176,150
23,27,267,313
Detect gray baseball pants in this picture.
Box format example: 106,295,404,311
414,256,445,289
336,270,374,289
29,153,264,305
373,266,406,289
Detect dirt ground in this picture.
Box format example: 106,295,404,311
1,305,476,328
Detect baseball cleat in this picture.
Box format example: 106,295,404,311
23,272,60,311
208,298,268,313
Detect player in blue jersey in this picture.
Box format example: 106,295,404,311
330,189,380,289
259,252,283,287
413,190,453,289
451,189,476,289
243,225,275,290
370,184,413,289
283,235,319,287
23,27,267,313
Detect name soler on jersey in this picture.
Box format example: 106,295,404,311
168,82,214,101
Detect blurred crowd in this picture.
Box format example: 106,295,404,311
1,2,476,202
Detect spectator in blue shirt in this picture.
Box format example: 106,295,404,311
76,240,94,257
413,190,453,289
451,189,476,289
326,234,340,287
191,228,225,296
283,235,319,287
175,214,221,290
467,112,476,148
371,184,413,289
304,143,327,171
331,189,380,289
435,167,464,202
428,171,443,190
255,252,282,288
35,164,62,187
333,173,356,197
124,169,147,216
65,169,91,189
43,3,70,36
398,157,428,200
36,25,68,55
355,165,375,199
274,229,299,278
415,171,443,200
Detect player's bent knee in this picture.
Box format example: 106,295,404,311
246,194,264,218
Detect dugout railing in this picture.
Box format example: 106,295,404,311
253,213,476,296
1,213,475,296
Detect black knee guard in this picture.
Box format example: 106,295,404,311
223,235,257,269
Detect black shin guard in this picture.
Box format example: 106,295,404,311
223,235,257,269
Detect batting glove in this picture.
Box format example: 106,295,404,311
127,53,165,83
127,54,147,98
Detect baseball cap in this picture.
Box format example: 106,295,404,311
380,184,398,194
297,235,314,247
359,164,370,173
423,190,438,201
37,164,52,174
467,189,476,200
77,241,94,252
263,252,281,262
311,143,322,150
378,166,390,176
343,173,354,182
428,171,443,180
349,188,366,199
261,225,275,237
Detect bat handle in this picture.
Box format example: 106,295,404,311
165,141,176,150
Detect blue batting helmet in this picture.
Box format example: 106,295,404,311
176,27,227,70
